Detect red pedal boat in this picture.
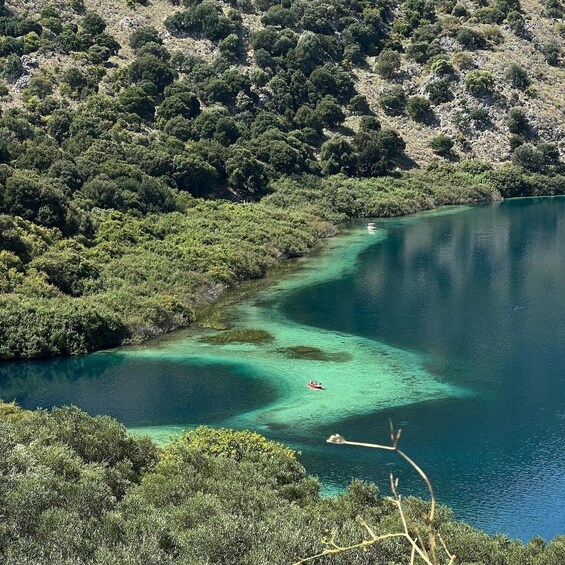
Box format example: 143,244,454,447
307,381,324,390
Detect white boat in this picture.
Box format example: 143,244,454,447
367,222,377,232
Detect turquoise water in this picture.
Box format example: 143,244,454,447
1,198,564,540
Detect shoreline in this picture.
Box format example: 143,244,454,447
2,165,564,362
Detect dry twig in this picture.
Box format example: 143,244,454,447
293,421,456,565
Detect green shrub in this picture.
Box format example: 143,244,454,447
507,107,529,134
426,79,454,104
542,42,561,66
429,134,455,156
512,143,546,172
129,26,162,50
506,10,525,35
464,70,496,95
374,49,401,78
378,86,406,115
348,94,371,115
456,27,486,49
319,136,358,175
505,64,530,89
406,96,432,122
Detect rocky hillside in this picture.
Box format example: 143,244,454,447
2,0,563,170
0,0,563,360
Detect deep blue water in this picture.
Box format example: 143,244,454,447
1,197,564,541
281,198,565,541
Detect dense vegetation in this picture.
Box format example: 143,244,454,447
1,402,564,564
0,0,563,359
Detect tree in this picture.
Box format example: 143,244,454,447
315,96,345,128
456,28,486,50
425,79,453,104
61,66,87,90
512,143,545,172
348,95,371,115
353,129,405,176
261,6,296,27
507,107,529,135
218,33,242,62
129,26,162,50
81,174,124,209
2,53,23,82
319,136,358,176
406,96,432,122
374,49,401,78
81,11,106,36
505,64,530,89
379,86,406,115
128,54,175,93
119,86,155,120
506,11,525,35
226,147,268,194
429,134,454,156
157,93,200,122
173,153,218,196
359,116,381,131
291,32,327,74
542,42,561,66
2,171,71,229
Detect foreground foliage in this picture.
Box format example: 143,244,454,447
0,403,564,564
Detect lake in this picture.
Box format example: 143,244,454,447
1,197,564,541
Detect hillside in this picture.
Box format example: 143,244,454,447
0,0,564,359
3,0,564,165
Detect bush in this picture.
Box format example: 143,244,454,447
456,27,486,50
505,64,530,89
119,86,155,120
81,11,106,35
451,51,474,70
464,70,495,95
353,128,406,176
1,53,23,82
378,86,406,115
426,79,454,104
319,136,358,176
406,96,432,122
374,49,401,78
541,42,561,66
429,134,454,156
348,94,371,115
218,33,243,62
506,11,525,35
431,58,456,76
468,106,490,126
507,107,529,134
359,116,381,131
512,143,546,172
129,26,162,50
261,6,296,27
157,92,200,121
128,54,175,93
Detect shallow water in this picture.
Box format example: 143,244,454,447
1,198,564,541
